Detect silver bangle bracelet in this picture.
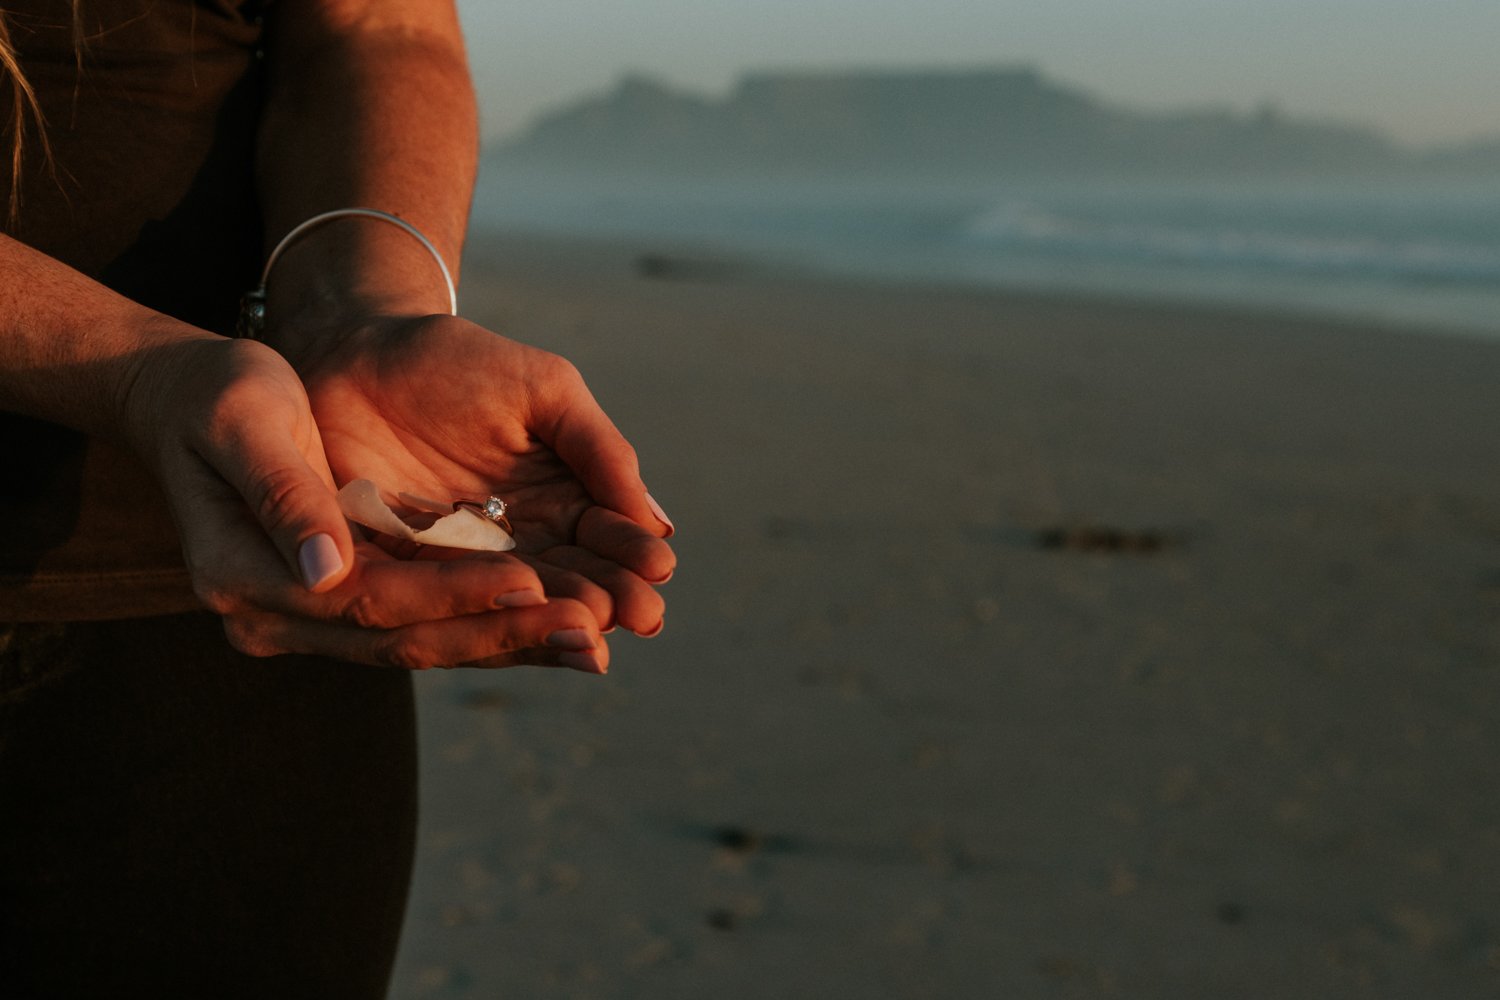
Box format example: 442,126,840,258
237,208,458,339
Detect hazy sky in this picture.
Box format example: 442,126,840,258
454,0,1500,148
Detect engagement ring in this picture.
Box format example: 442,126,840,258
452,495,513,535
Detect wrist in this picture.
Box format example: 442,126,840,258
260,308,413,376
252,211,458,364
116,324,232,460
0,236,225,440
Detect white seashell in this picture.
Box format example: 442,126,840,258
336,479,515,552
395,491,452,515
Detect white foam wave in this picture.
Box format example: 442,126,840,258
960,200,1500,283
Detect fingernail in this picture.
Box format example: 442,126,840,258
494,590,546,608
546,628,595,650
646,492,675,537
298,533,343,590
636,618,664,639
558,650,605,674
645,567,674,585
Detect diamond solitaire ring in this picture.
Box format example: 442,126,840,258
452,495,513,535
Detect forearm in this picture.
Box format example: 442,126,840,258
254,0,479,354
0,234,216,439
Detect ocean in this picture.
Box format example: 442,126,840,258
471,168,1500,339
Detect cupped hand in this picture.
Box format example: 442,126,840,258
122,334,611,671
288,313,676,636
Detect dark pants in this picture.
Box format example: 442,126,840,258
0,612,417,999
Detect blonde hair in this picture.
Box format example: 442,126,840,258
0,4,82,226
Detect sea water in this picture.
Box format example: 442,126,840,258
471,168,1500,339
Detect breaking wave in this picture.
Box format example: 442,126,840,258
959,194,1500,285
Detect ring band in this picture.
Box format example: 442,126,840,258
452,496,513,535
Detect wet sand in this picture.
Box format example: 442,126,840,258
390,233,1500,998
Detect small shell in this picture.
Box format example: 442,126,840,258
336,479,515,552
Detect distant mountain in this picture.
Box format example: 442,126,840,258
1422,136,1500,174
488,67,1500,180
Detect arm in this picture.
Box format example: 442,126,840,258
0,232,211,439
0,232,331,587
0,233,586,668
253,0,676,640
0,2,634,672
254,0,476,335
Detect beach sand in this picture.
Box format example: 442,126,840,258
390,233,1500,998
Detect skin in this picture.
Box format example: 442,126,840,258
0,0,674,673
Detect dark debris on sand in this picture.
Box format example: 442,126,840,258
635,253,738,282
1036,525,1178,554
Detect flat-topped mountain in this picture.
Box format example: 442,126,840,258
489,67,1498,180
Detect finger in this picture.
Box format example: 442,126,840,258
535,545,666,637
223,598,607,673
520,556,617,631
300,549,546,629
575,506,676,584
542,364,674,538
213,543,547,628
205,408,354,594
459,635,614,674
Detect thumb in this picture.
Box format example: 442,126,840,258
549,381,673,539
208,418,355,593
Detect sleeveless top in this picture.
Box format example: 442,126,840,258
0,0,270,620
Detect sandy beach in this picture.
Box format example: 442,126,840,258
388,232,1500,998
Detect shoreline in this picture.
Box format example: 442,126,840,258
462,225,1500,347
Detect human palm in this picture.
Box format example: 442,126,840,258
298,313,672,632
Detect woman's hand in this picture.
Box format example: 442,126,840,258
283,312,676,637
121,333,613,672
